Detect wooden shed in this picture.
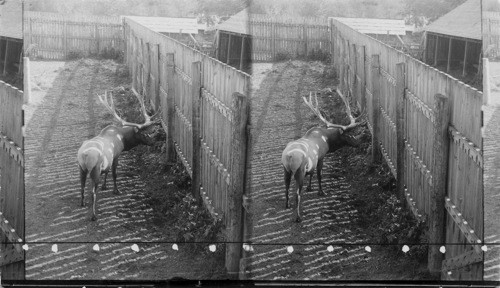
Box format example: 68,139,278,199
214,8,251,74
0,0,23,78
422,0,481,78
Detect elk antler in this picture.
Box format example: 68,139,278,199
130,88,160,128
303,89,365,132
97,88,159,129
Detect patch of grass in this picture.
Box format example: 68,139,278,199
67,48,124,61
274,51,292,62
67,51,84,60
307,48,330,62
98,47,124,61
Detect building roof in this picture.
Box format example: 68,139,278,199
332,17,406,36
215,8,249,35
125,16,199,34
0,0,23,39
425,0,481,40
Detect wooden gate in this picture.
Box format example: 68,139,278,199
330,18,484,280
0,81,25,280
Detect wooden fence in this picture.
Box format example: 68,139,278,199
250,14,330,62
330,18,483,280
483,11,500,59
0,81,25,280
123,17,251,278
23,11,124,60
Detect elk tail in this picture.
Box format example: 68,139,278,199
77,149,100,173
283,150,305,177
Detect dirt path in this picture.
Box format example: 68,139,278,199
247,61,369,280
24,59,212,280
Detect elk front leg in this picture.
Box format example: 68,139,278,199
294,171,305,222
317,159,326,196
79,166,87,207
284,167,292,209
112,158,121,195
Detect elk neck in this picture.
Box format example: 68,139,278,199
303,127,345,153
98,125,134,152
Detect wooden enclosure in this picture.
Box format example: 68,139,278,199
330,18,483,280
483,11,500,59
123,17,251,277
423,32,481,78
250,14,330,62
0,81,25,280
215,31,252,74
23,11,124,60
0,37,23,78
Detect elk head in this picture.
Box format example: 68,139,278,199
97,87,161,147
303,88,366,147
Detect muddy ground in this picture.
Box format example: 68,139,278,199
246,60,431,281
24,58,224,280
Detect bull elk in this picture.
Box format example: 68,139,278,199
77,87,159,221
281,88,365,222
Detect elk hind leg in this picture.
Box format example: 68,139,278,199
101,171,108,190
79,165,87,207
90,167,101,221
306,171,313,191
283,167,292,209
294,171,305,222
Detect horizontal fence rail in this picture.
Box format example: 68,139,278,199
250,14,330,62
24,11,124,60
330,18,483,280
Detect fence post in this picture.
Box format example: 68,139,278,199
145,43,151,101
63,21,67,59
483,58,490,105
2,40,9,76
165,53,176,163
371,54,382,163
227,34,232,64
428,93,450,275
191,61,202,203
132,36,137,91
23,57,30,104
226,92,250,279
338,38,345,91
360,45,367,110
271,22,276,60
95,24,100,55
155,44,160,111
303,24,308,57
239,37,245,71
352,44,358,104
396,62,406,202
